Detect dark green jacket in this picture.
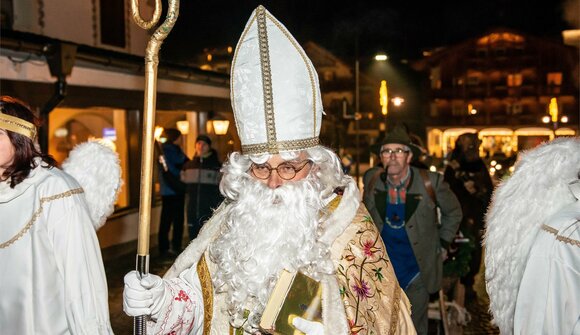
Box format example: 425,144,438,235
362,166,462,293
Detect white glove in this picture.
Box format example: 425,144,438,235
292,317,324,335
123,270,166,320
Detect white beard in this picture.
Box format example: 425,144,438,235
208,177,334,332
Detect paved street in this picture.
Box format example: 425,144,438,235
105,246,499,334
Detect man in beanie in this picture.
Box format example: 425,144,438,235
363,125,462,334
122,6,415,335
181,134,223,240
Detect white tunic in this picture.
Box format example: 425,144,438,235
0,164,113,334
514,187,580,335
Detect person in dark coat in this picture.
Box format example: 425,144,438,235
443,133,493,298
363,126,462,334
181,134,223,240
158,128,189,257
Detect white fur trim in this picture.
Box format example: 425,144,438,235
484,137,580,334
321,274,350,334
62,141,122,230
319,176,360,246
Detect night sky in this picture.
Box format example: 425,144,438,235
161,0,577,65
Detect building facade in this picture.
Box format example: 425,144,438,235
414,29,579,162
0,0,234,253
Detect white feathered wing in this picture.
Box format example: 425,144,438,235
484,137,580,334
62,141,123,230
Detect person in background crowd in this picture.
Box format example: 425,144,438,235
363,125,462,334
0,96,117,334
443,132,493,299
181,134,223,240
158,128,189,258
485,137,580,335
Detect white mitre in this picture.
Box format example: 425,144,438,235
231,5,323,155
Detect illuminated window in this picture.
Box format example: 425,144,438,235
547,72,562,86
323,71,334,81
507,73,523,87
430,67,441,89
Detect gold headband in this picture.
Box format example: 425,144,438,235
0,111,37,139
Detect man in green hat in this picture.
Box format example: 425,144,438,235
363,126,462,334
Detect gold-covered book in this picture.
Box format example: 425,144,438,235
260,269,322,335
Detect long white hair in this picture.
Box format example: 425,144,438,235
209,145,350,332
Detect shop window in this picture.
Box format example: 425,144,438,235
49,107,129,209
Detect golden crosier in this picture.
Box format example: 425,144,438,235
130,1,180,333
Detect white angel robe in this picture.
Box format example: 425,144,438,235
0,164,113,334
514,185,580,335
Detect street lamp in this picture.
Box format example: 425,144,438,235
542,97,568,131
375,53,388,61
211,119,230,159
176,120,189,135
354,52,388,181
211,119,230,135
391,97,405,107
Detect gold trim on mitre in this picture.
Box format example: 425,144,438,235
256,6,277,150
0,111,37,139
242,136,319,155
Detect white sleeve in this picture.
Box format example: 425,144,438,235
148,265,205,335
48,192,113,334
514,224,580,335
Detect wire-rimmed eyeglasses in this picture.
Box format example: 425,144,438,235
380,148,410,157
250,160,313,180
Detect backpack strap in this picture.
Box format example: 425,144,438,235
363,167,385,200
418,168,437,204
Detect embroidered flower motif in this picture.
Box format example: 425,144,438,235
351,277,372,300
348,318,364,334
174,290,190,302
362,240,380,257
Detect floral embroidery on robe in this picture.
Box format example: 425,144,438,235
334,206,409,335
